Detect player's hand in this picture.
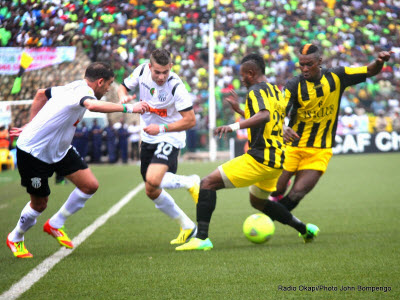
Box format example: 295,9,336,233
214,125,232,139
377,51,393,63
130,102,149,114
143,124,161,135
225,90,241,113
119,94,137,104
283,126,300,143
9,127,23,137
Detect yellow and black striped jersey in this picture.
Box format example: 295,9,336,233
285,66,367,148
245,82,287,169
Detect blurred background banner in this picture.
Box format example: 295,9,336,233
0,47,76,75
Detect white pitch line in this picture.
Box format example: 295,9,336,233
0,204,8,210
0,182,145,300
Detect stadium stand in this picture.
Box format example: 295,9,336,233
0,0,399,145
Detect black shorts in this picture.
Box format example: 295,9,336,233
140,141,179,181
17,147,88,197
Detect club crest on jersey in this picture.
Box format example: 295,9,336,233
313,83,324,90
31,177,41,189
150,88,156,96
158,90,167,102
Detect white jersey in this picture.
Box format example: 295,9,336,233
17,80,96,163
123,63,193,149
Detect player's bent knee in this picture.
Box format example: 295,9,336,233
32,202,47,212
200,176,212,189
80,180,99,195
145,177,161,189
249,185,270,199
249,197,265,211
200,176,223,191
288,190,306,202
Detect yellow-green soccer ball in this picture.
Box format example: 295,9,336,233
243,213,275,244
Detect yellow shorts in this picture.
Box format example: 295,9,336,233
283,146,333,173
219,153,283,193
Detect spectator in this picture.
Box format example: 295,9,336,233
354,107,370,134
103,121,117,163
0,122,10,149
128,120,141,161
374,110,388,133
72,121,89,160
116,118,129,164
391,110,400,133
340,107,359,135
89,119,102,163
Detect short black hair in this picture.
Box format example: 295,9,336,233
150,48,172,66
299,44,320,55
240,53,265,75
84,62,114,82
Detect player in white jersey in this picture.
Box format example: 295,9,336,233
118,48,200,245
6,62,149,258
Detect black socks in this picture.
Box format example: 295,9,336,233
279,195,299,211
196,189,216,240
262,200,306,234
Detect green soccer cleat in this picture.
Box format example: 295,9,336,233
188,175,200,204
170,225,197,245
175,237,213,251
7,234,33,258
299,223,320,243
43,219,74,248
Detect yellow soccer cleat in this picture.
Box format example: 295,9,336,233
43,219,74,249
176,237,213,251
188,175,200,204
7,234,33,258
299,223,320,243
170,225,197,245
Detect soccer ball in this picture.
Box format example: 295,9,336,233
243,213,275,244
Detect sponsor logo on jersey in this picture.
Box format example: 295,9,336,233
149,106,167,117
31,177,42,189
301,104,335,119
141,82,151,91
313,83,324,90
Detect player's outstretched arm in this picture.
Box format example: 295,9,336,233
30,89,48,121
117,84,136,103
366,50,393,77
10,89,48,137
214,110,270,139
143,109,196,135
225,90,244,117
9,126,26,137
83,99,149,114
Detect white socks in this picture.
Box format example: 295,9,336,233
9,202,41,242
153,189,195,230
49,188,93,229
160,172,196,189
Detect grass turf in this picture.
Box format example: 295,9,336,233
0,153,399,299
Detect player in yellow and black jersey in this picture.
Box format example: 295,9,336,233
176,53,319,251
271,44,393,213
244,80,286,168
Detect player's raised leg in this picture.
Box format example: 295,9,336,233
160,172,200,203
176,169,224,251
146,163,196,244
45,168,98,248
7,201,41,258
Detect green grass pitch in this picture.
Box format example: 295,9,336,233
1,153,399,299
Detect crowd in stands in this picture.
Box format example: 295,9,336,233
1,0,400,147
